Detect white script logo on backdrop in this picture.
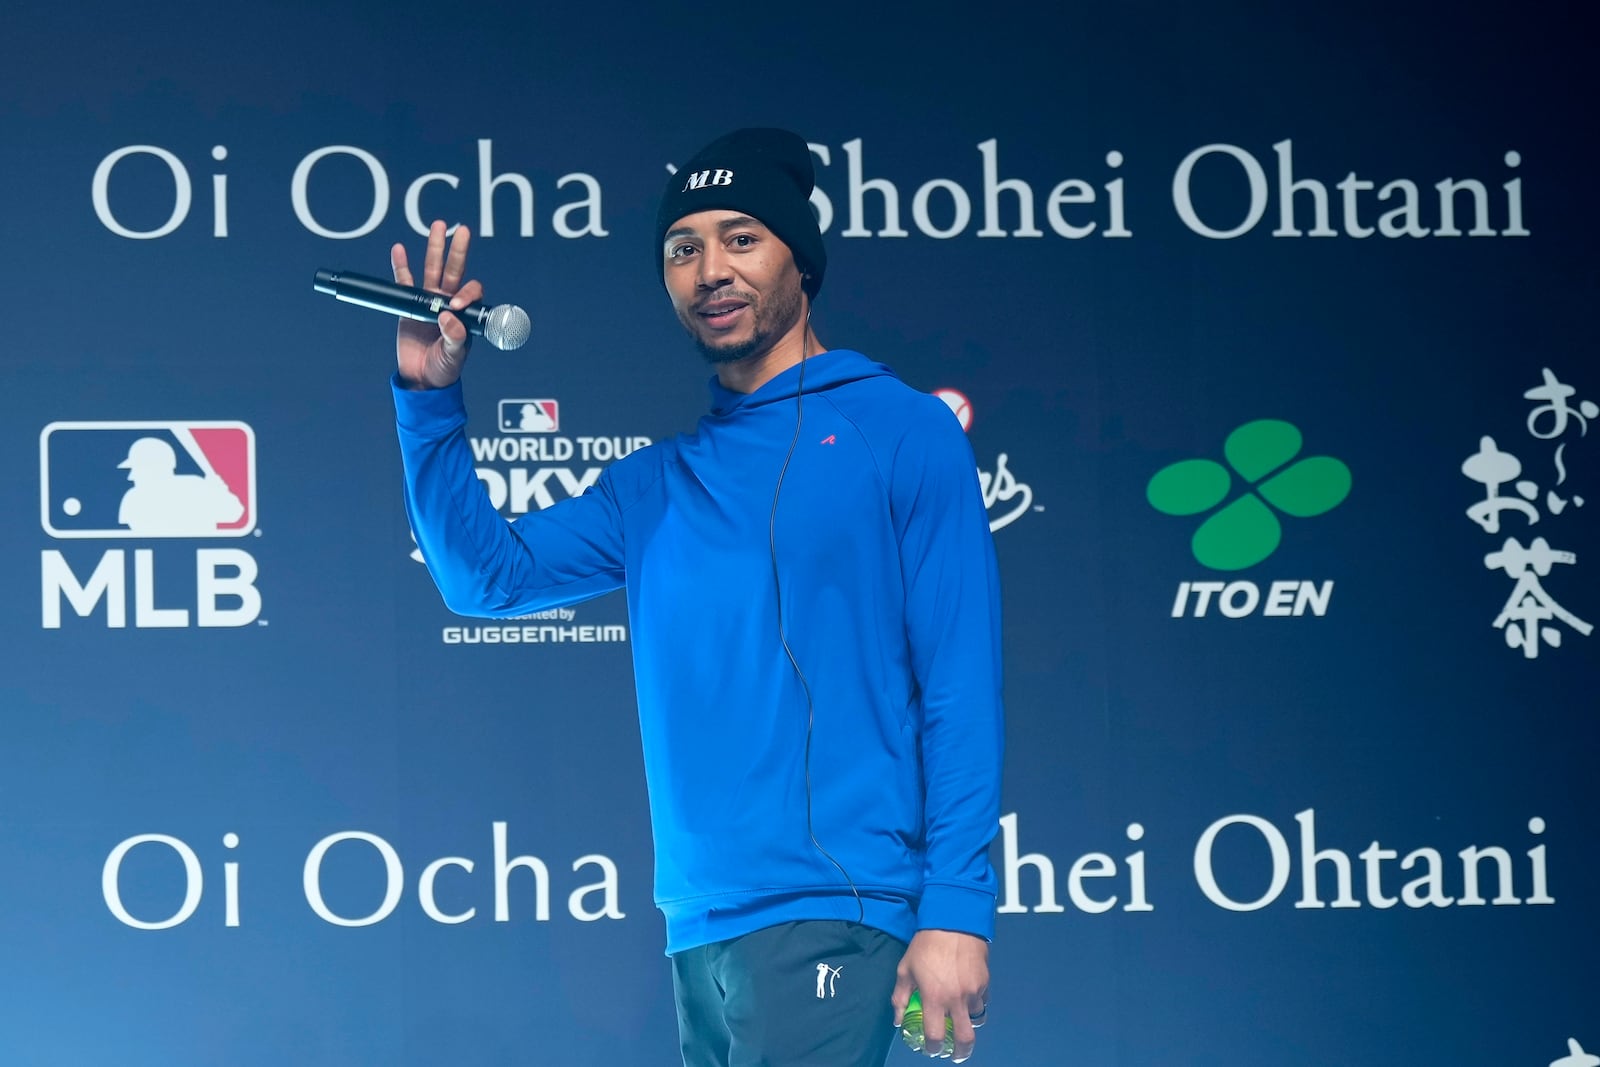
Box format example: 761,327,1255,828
933,387,1041,534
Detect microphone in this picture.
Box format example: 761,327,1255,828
313,269,531,351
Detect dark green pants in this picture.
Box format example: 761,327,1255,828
671,920,907,1067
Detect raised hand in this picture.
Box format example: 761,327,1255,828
392,220,484,390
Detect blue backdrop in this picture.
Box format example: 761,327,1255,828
3,3,1594,1065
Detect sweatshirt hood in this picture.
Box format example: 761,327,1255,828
707,349,895,417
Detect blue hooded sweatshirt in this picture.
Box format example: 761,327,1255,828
393,349,1004,953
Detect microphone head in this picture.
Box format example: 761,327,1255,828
484,304,531,351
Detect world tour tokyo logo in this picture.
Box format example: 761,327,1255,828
410,396,643,646
1147,419,1351,619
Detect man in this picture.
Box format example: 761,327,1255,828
390,129,1003,1065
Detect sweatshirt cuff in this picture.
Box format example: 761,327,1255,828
916,883,996,941
392,374,469,435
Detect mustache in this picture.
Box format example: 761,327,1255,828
693,290,757,313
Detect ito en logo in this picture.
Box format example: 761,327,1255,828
39,421,261,629
1148,419,1351,619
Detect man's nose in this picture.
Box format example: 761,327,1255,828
696,244,733,288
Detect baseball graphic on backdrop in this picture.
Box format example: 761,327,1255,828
933,388,974,432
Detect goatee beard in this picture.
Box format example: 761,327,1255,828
681,276,804,367
695,334,766,365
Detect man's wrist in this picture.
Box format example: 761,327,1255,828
392,374,469,433
916,883,997,941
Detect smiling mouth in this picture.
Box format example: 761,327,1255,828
697,302,749,329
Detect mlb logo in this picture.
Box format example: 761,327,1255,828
40,421,257,538
499,399,559,433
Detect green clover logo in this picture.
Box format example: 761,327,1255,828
1147,419,1352,571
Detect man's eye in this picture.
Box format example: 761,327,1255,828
731,234,755,247
669,244,697,259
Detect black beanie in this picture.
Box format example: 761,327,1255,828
656,128,826,298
